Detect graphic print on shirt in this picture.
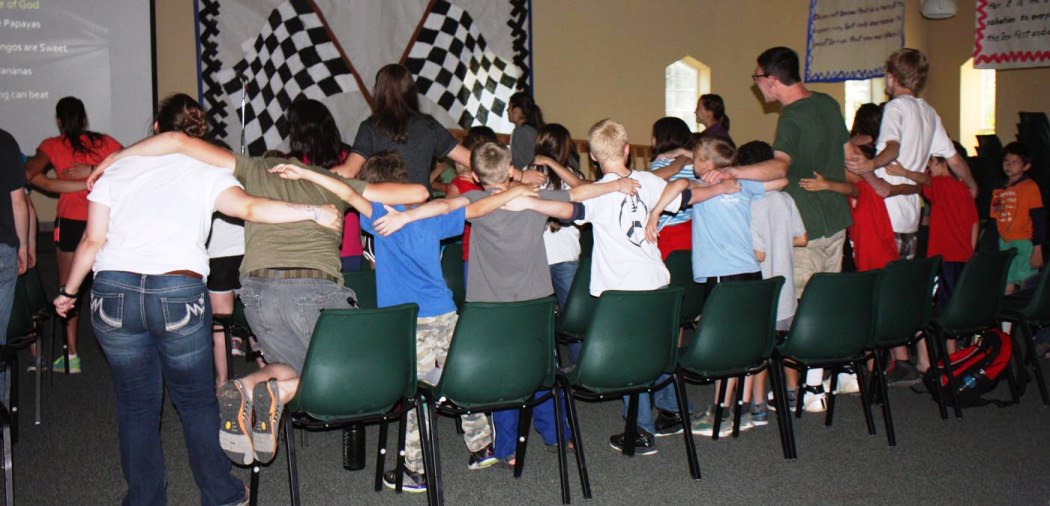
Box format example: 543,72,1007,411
619,194,649,247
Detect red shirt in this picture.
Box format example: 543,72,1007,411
924,176,978,262
450,176,481,261
38,134,122,220
849,180,898,271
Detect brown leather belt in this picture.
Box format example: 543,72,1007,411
247,268,340,284
164,269,204,280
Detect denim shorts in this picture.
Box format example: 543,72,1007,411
238,276,357,373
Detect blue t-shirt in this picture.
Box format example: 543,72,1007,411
360,202,464,317
690,179,765,281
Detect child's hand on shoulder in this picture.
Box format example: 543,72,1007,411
798,171,828,192
614,177,640,196
501,196,535,212
717,178,741,195
702,168,729,185
884,161,909,177
373,205,411,236
269,163,307,180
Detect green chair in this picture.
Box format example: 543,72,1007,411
675,277,791,461
250,304,424,506
559,287,683,490
578,224,593,259
554,257,595,364
422,298,573,505
440,242,466,311
664,250,706,327
776,271,881,456
999,265,1050,406
869,256,941,446
928,249,1015,419
342,268,378,309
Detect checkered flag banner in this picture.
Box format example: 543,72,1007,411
215,0,358,154
404,0,522,132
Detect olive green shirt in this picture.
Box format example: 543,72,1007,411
773,92,853,239
234,155,366,282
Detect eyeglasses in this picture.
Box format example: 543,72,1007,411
751,73,770,82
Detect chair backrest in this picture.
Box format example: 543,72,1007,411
342,269,377,310
875,256,941,344
7,275,34,338
21,267,50,315
936,249,1015,334
555,257,596,338
678,277,783,375
664,250,706,323
435,298,556,409
1018,265,1050,324
288,304,419,422
440,242,466,310
570,287,683,394
779,271,880,362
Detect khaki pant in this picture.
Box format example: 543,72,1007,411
792,229,846,300
404,311,493,473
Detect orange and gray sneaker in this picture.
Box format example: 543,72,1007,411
218,379,254,466
252,379,284,464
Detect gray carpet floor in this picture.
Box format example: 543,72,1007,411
9,240,1050,505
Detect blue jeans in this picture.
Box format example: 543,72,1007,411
550,261,581,362
0,245,17,398
493,390,573,458
91,271,244,506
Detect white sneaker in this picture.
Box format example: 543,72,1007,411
802,392,827,413
822,373,860,395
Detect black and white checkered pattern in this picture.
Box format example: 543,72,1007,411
405,0,522,131
217,0,356,154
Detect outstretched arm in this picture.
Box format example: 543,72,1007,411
501,196,576,220
884,161,931,186
847,140,899,175
88,132,235,188
371,185,537,236
270,163,373,217
214,186,342,231
799,171,856,197
643,178,690,243
720,151,789,182
568,177,639,201
533,155,587,188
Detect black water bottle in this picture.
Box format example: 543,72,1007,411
342,424,366,471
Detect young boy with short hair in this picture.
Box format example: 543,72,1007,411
270,151,535,493
991,142,1045,294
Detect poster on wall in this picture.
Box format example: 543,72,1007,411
197,0,531,154
804,0,905,82
974,0,1050,69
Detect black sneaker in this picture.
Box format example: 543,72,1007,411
608,429,658,456
653,409,685,437
383,469,427,493
467,444,497,470
885,360,921,387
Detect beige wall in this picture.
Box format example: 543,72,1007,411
144,0,1043,148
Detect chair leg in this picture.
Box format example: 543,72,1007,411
825,368,839,427
2,406,11,506
924,329,949,420
731,375,745,438
769,358,796,459
427,401,444,505
394,413,408,493
672,373,701,480
871,352,896,446
937,334,964,419
222,323,235,383
794,367,806,420
514,407,533,478
711,380,728,441
1023,322,1050,406
414,401,438,506
248,464,260,506
5,359,16,445
34,329,42,426
284,414,301,506
374,421,389,492
854,362,877,436
560,381,591,499
623,392,640,456
551,386,571,504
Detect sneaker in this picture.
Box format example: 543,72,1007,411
52,355,81,374
803,391,827,413
885,360,921,387
750,403,770,426
251,379,284,464
653,408,685,437
26,361,47,372
823,372,861,395
383,468,427,493
218,379,254,466
231,337,245,357
608,429,658,455
691,407,733,437
767,390,797,412
467,444,497,470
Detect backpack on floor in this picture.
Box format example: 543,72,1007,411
922,329,1015,407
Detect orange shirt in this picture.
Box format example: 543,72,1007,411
991,178,1043,242
37,134,122,220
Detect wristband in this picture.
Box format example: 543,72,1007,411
59,286,78,298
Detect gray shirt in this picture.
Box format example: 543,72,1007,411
463,188,569,302
510,124,538,170
750,191,806,328
351,113,458,188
